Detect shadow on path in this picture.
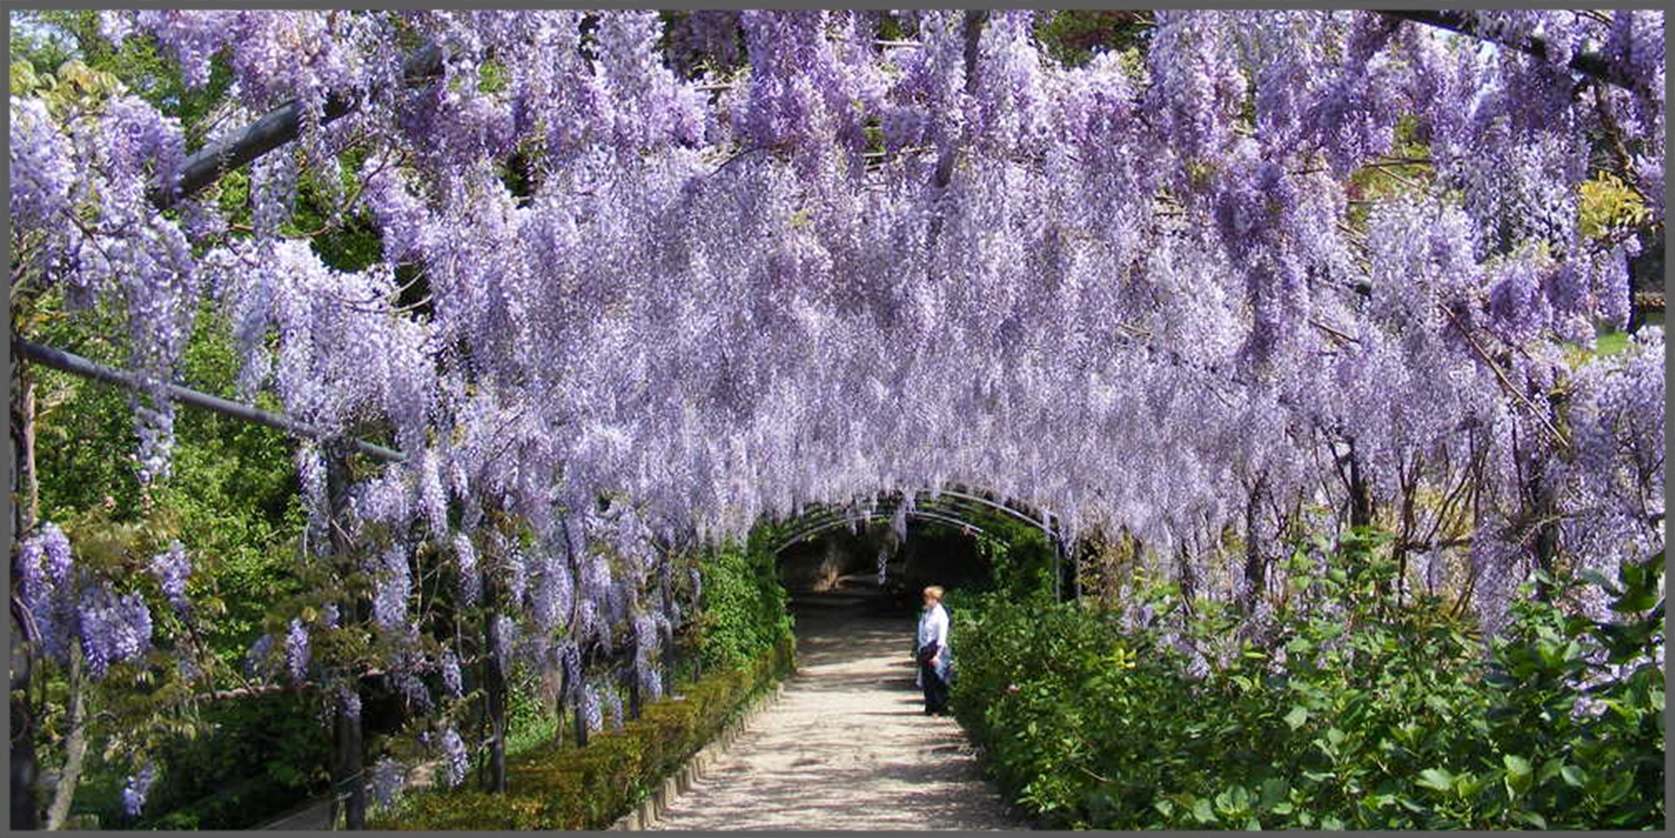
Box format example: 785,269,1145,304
650,579,1024,831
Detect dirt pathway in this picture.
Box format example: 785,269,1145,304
649,581,1025,831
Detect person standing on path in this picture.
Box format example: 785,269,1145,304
915,585,952,715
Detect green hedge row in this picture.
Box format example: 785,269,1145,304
950,531,1664,829
368,632,796,830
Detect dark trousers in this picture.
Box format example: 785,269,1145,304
920,660,949,713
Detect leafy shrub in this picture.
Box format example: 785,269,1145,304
952,530,1664,829
370,634,795,830
694,533,793,670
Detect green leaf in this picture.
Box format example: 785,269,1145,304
1559,764,1586,788
1503,754,1532,797
1283,705,1309,731
1416,767,1455,794
1610,587,1658,613
1229,785,1252,811
1601,770,1634,805
1191,796,1215,824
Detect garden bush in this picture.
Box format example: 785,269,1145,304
951,529,1664,829
368,633,795,830
694,533,795,671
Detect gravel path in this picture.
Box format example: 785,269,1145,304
649,582,1025,831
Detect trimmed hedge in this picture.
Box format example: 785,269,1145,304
368,632,796,830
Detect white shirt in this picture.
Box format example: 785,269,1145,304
916,603,951,679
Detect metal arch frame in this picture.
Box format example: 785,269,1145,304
768,487,1067,554
919,488,1055,535
767,488,1072,598
772,509,993,553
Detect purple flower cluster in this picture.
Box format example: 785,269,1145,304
245,634,276,679
453,534,480,607
438,727,468,787
582,684,603,733
17,523,76,662
440,649,463,699
398,670,435,711
372,545,411,630
338,684,362,721
604,687,624,731
370,756,405,808
148,541,191,618
284,618,310,684
77,583,153,679
121,763,156,817
9,97,78,235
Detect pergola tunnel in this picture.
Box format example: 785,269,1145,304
773,489,1064,601
9,8,1665,832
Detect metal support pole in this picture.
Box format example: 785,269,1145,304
15,340,403,464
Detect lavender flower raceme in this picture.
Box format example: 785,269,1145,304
122,763,156,817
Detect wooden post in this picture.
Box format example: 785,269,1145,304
1347,445,1373,530
661,565,677,694
1051,524,1063,601
331,688,365,831
481,582,507,793
627,640,641,721
1176,541,1197,614
10,599,40,831
324,446,366,830
1239,477,1265,614
558,518,589,749
572,646,589,749
10,345,41,830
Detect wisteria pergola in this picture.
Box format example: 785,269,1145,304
8,9,1663,829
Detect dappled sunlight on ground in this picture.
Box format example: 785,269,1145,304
650,580,1023,831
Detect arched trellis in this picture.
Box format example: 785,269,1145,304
775,489,1057,544
772,509,995,552
770,488,1075,598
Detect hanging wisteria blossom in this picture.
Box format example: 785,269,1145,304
8,10,1663,824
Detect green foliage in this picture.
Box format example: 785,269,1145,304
974,516,1055,599
32,301,307,670
693,533,793,670
10,9,236,145
952,531,1664,829
65,689,334,830
1578,171,1652,240
1033,10,1153,69
371,635,796,830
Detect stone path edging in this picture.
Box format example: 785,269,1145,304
608,681,788,831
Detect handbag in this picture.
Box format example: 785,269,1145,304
916,642,940,667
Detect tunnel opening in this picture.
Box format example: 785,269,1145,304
769,489,1068,628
